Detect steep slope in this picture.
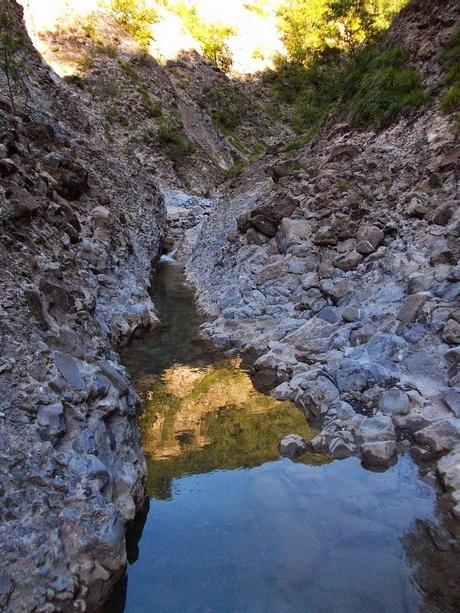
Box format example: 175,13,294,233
20,3,291,195
0,1,166,610
186,0,460,520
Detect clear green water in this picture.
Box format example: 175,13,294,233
117,259,457,613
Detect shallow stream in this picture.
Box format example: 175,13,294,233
118,259,454,613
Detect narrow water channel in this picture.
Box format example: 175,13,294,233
119,259,451,613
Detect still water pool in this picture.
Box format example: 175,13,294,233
119,259,451,613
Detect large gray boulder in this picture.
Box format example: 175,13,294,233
414,418,460,453
299,376,340,417
355,415,396,445
378,389,410,415
356,224,384,255
335,359,386,393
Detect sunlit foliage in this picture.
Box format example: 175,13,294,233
277,0,327,64
171,1,236,71
277,0,408,63
270,0,420,136
108,0,158,48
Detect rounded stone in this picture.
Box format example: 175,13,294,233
278,434,307,458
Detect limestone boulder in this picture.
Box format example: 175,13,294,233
276,218,312,254
278,434,307,458
362,441,397,466
414,418,460,453
378,389,410,415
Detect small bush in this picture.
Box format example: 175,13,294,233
201,83,245,130
440,81,460,114
157,115,194,163
64,74,89,90
439,28,460,114
96,42,118,58
137,83,162,117
119,59,140,80
76,51,95,72
82,19,96,40
225,141,266,179
99,81,118,98
279,127,317,152
140,127,156,144
105,105,130,126
226,158,247,179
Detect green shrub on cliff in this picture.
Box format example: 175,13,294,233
157,114,194,163
344,45,424,126
439,28,460,114
201,83,245,131
267,0,422,137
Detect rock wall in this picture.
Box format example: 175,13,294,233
0,1,166,610
186,1,460,520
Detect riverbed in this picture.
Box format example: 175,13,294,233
118,258,455,613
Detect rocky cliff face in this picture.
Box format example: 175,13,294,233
1,0,459,609
20,3,290,196
0,1,166,610
186,0,460,521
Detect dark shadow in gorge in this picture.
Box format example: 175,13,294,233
96,499,150,613
402,514,460,612
121,258,222,383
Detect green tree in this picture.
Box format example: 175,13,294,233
0,11,27,114
108,0,158,48
277,0,408,64
277,0,327,64
172,2,235,71
325,0,376,53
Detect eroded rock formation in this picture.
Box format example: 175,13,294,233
185,0,460,521
0,2,165,610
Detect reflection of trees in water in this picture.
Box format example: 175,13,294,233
141,360,328,500
402,516,460,612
